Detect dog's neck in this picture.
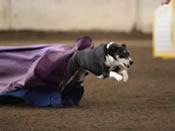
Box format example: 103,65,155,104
105,54,118,68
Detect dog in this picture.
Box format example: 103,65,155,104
59,42,133,93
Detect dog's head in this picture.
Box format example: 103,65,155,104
105,42,133,70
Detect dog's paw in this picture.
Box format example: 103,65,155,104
109,71,123,82
97,75,104,79
120,70,128,82
116,74,123,82
122,75,128,82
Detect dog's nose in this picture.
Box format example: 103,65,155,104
130,61,133,65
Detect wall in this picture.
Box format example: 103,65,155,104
0,0,10,30
136,0,160,33
0,0,160,33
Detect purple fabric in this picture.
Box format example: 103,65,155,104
0,36,94,93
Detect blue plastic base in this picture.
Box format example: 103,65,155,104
0,82,84,108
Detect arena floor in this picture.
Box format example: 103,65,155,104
0,33,175,131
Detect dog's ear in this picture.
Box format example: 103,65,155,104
121,43,126,48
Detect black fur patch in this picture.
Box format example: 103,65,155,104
105,43,130,59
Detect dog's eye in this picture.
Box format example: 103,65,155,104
123,50,129,56
119,55,126,58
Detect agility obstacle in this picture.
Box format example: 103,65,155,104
153,0,175,59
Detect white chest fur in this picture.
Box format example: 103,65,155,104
105,55,118,70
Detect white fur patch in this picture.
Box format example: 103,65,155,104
120,70,128,82
129,57,133,62
107,41,114,49
97,75,104,79
105,55,118,70
109,71,123,82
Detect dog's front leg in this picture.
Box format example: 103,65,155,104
119,70,128,82
102,63,110,78
109,71,123,82
59,56,79,92
97,72,109,79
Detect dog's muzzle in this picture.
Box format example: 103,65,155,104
123,60,133,69
129,60,133,66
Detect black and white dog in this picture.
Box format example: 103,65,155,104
59,42,133,93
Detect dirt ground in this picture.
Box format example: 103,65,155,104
0,33,175,131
